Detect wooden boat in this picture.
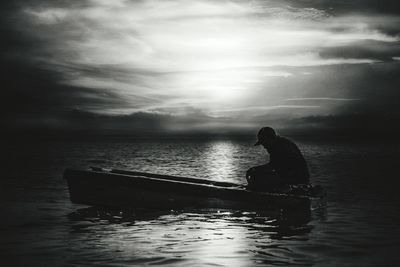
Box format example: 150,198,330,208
64,168,323,211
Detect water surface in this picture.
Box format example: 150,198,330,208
1,139,399,266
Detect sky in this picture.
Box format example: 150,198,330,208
2,0,400,136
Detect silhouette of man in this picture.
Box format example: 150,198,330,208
246,127,309,191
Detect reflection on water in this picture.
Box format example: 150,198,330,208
67,206,316,266
3,139,400,266
204,141,237,182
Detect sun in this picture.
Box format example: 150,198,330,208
173,68,261,107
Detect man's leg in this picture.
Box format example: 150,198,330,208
246,165,283,191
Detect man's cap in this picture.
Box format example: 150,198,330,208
254,127,276,146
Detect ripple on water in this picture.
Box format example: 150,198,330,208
3,140,400,266
63,207,317,266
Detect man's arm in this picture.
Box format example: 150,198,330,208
246,163,272,176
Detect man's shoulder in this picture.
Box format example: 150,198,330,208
276,136,300,150
276,136,295,145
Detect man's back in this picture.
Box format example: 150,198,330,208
268,136,309,184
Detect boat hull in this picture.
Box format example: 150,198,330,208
64,169,311,211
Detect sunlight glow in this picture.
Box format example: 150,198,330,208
174,69,261,104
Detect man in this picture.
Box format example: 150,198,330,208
246,127,309,191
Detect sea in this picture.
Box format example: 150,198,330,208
1,138,400,266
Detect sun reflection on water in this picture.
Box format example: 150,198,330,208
67,208,313,266
203,141,237,181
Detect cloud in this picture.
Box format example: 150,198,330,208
285,98,360,101
285,0,400,15
15,0,398,118
2,0,400,135
8,108,400,140
210,105,321,118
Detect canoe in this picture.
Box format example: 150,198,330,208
64,168,322,211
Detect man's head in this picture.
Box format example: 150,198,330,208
254,127,277,147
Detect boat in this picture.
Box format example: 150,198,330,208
64,168,324,211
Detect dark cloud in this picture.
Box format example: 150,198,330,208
285,0,400,15
282,112,400,139
4,108,252,137
0,0,133,127
319,40,400,61
1,55,130,115
243,61,400,118
7,106,400,140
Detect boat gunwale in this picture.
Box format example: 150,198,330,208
64,168,311,200
110,168,241,188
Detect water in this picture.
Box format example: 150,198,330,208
1,138,400,266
